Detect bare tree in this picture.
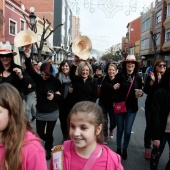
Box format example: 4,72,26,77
22,14,63,61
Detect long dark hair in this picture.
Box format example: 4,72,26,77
159,67,170,88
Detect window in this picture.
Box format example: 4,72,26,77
10,20,16,35
156,10,162,24
20,20,24,31
167,3,170,17
142,19,150,33
165,29,170,42
141,39,149,50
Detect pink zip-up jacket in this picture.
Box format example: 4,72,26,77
0,131,47,170
50,140,124,170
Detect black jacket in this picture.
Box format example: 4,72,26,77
143,75,159,107
150,88,170,140
99,75,116,106
70,65,98,105
114,72,142,112
0,62,28,96
25,57,62,113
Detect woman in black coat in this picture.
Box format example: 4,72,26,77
70,56,98,106
143,60,167,159
150,67,170,170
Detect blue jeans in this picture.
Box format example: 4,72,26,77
150,133,170,170
115,110,137,150
99,101,116,137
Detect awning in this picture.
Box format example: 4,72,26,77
162,41,170,51
163,17,170,29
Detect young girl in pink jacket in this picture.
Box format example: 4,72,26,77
51,101,123,170
0,83,47,170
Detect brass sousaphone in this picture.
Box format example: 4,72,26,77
72,36,92,60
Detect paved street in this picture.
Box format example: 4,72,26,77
31,94,168,170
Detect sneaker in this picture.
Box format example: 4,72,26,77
109,130,114,139
46,150,51,161
145,149,151,159
122,149,127,160
30,117,36,123
103,137,108,145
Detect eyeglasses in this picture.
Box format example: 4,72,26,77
157,64,166,68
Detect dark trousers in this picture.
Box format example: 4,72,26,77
99,101,116,137
59,98,73,141
144,104,152,149
150,133,170,170
36,120,57,151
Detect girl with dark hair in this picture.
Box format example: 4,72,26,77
113,55,143,160
150,67,170,170
0,83,47,170
143,60,167,159
24,45,62,160
56,60,73,141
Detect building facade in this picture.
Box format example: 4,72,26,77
53,0,73,62
140,0,170,66
125,17,141,56
72,16,81,42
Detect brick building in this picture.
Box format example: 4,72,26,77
20,0,54,27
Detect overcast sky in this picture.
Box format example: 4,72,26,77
68,0,156,51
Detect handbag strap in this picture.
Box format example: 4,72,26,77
125,76,135,101
82,144,102,170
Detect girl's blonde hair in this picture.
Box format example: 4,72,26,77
68,101,104,144
0,83,35,170
77,62,93,76
108,63,117,70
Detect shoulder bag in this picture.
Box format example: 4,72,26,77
113,76,135,114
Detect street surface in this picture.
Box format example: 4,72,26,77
31,94,168,170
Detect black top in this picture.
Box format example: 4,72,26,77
143,75,159,106
70,65,98,105
150,88,170,140
114,72,143,112
99,75,116,106
25,57,62,113
0,62,28,95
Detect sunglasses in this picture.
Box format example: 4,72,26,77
126,61,135,64
157,64,166,67
0,55,12,58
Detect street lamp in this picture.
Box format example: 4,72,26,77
29,7,37,32
21,5,37,32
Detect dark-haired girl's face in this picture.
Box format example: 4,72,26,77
61,63,70,75
0,106,9,139
41,71,50,80
0,54,12,66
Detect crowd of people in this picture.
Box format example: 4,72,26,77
0,32,170,170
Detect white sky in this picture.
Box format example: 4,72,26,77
68,0,156,52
